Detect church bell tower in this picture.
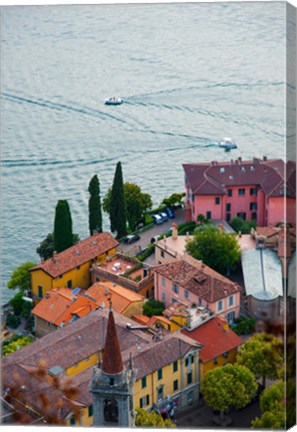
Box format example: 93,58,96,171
89,305,136,427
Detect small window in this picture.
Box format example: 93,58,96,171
158,368,163,380
142,376,147,389
223,352,229,359
227,189,233,197
206,211,211,220
162,277,166,286
88,405,93,417
250,187,257,195
184,290,189,299
215,197,220,205
229,296,234,306
191,194,195,202
38,286,43,299
172,284,179,294
238,188,245,196
67,280,72,288
173,360,178,373
226,213,231,222
218,300,223,311
252,212,257,221
70,416,76,426
161,292,166,302
198,298,202,306
47,322,51,327
226,203,231,212
76,266,80,270
161,250,165,258
241,166,246,172
219,167,225,173
187,372,192,385
250,202,257,210
96,277,100,282
140,395,150,408
173,379,179,391
213,357,218,365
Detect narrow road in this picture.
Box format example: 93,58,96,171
118,208,185,257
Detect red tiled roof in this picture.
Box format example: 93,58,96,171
183,158,296,198
154,255,240,303
101,309,124,374
182,317,243,362
30,233,119,278
55,296,98,326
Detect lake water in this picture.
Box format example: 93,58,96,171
1,2,293,302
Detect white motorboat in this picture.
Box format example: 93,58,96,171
219,137,237,150
104,97,123,106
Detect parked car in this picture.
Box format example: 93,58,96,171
124,234,141,244
165,207,175,218
159,211,169,222
151,235,162,244
152,214,163,225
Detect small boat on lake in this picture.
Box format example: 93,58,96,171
104,97,123,106
219,137,237,150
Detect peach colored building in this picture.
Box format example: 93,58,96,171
154,255,241,324
183,158,296,227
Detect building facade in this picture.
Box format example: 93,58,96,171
183,158,296,227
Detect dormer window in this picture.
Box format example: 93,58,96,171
219,167,225,173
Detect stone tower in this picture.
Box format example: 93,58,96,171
89,306,137,427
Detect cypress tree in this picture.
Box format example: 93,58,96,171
54,200,73,253
110,162,127,238
88,174,103,235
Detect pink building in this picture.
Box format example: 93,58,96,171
154,255,241,324
183,158,296,227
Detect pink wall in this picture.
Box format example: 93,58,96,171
154,273,240,321
186,182,290,227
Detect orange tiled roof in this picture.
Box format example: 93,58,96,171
86,282,144,314
182,316,243,362
55,296,98,326
30,233,119,278
32,289,73,324
154,255,240,303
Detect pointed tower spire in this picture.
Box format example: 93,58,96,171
101,306,124,374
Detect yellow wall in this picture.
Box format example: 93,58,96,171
31,248,118,303
200,347,238,380
66,352,100,376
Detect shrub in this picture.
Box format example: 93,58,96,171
143,299,165,317
137,244,155,262
2,335,35,356
6,314,21,329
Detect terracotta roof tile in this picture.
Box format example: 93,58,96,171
32,289,72,324
85,282,144,314
182,317,243,362
101,309,124,374
154,255,240,303
30,233,119,278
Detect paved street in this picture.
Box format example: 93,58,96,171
175,399,262,429
118,208,185,261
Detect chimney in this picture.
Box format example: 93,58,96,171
41,258,45,264
263,155,267,161
172,223,178,240
238,157,242,164
52,251,58,263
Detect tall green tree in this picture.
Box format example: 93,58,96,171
251,380,295,429
236,334,284,388
135,408,175,428
7,262,36,293
201,364,257,425
36,232,80,260
185,227,241,274
54,200,73,253
88,175,103,235
108,162,127,238
103,181,152,231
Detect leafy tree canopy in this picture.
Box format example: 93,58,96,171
7,262,36,293
143,299,165,318
36,233,80,260
103,181,152,231
161,192,185,208
251,380,289,429
135,408,175,428
230,217,256,234
236,334,284,387
9,292,32,317
201,364,257,414
185,228,241,274
2,335,35,357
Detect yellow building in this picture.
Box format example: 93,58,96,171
30,233,119,303
182,316,243,380
2,309,202,426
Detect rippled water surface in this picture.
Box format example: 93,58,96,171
1,3,288,301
